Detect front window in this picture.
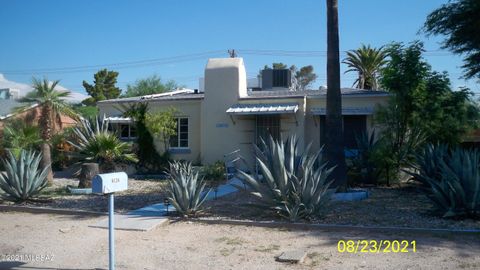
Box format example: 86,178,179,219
256,115,281,145
170,118,188,148
118,123,137,140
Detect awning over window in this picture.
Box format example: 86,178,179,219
226,103,299,115
311,107,375,115
104,116,133,124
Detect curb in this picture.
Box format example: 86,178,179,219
0,205,106,216
191,218,480,235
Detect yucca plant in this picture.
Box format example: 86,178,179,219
0,150,49,202
166,161,210,217
236,136,335,222
68,117,138,172
408,145,480,218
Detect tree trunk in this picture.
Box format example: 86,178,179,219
78,163,99,188
326,0,347,189
40,103,54,184
40,143,53,184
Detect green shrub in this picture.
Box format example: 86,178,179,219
166,161,210,217
347,131,382,185
202,160,225,184
236,136,334,222
408,145,480,218
0,150,49,202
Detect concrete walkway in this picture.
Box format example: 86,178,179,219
91,178,242,231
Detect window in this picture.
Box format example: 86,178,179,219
170,118,188,148
118,124,137,140
319,115,367,149
256,115,280,145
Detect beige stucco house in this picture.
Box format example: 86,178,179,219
98,58,389,166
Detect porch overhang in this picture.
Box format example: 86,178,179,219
104,116,134,124
226,103,299,115
311,107,375,115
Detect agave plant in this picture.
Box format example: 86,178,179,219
408,145,480,218
410,144,449,185
236,136,335,222
166,161,210,217
0,150,49,202
68,117,138,172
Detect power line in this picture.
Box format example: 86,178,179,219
1,51,224,75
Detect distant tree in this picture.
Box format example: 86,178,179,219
82,69,121,105
272,63,288,69
342,45,388,90
122,75,179,98
294,65,318,90
325,0,347,189
19,78,77,184
423,0,480,80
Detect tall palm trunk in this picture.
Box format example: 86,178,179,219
40,103,54,184
326,0,347,189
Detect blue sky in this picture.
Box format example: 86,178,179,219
0,0,477,96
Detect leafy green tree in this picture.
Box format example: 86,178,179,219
72,104,98,119
342,44,388,89
145,107,177,152
423,0,480,79
376,42,479,184
20,78,77,184
325,0,347,189
122,102,168,173
122,75,179,98
82,69,121,105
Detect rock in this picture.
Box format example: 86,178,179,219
275,250,307,264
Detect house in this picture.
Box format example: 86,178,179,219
98,58,389,166
0,89,76,132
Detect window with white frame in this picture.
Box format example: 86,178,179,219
170,118,188,148
118,123,137,140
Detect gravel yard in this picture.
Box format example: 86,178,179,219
0,212,479,270
203,186,480,230
0,178,168,213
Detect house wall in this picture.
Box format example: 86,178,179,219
98,100,203,163
0,106,77,133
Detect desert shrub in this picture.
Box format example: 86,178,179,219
0,150,49,202
347,131,382,185
236,136,334,222
166,161,210,217
408,144,480,218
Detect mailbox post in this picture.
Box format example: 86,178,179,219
92,172,128,270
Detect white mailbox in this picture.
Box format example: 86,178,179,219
92,172,128,194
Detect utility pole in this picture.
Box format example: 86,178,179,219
228,49,237,58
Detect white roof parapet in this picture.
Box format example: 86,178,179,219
226,103,298,115
311,107,375,115
104,116,133,123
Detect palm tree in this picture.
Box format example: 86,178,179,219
21,78,77,184
2,120,42,158
326,0,347,189
342,45,388,90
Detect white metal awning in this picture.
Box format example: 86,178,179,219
226,103,299,115
104,116,133,124
311,107,375,115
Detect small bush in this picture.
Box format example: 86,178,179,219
166,161,210,217
347,131,382,185
236,136,334,222
0,150,49,202
408,144,480,219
